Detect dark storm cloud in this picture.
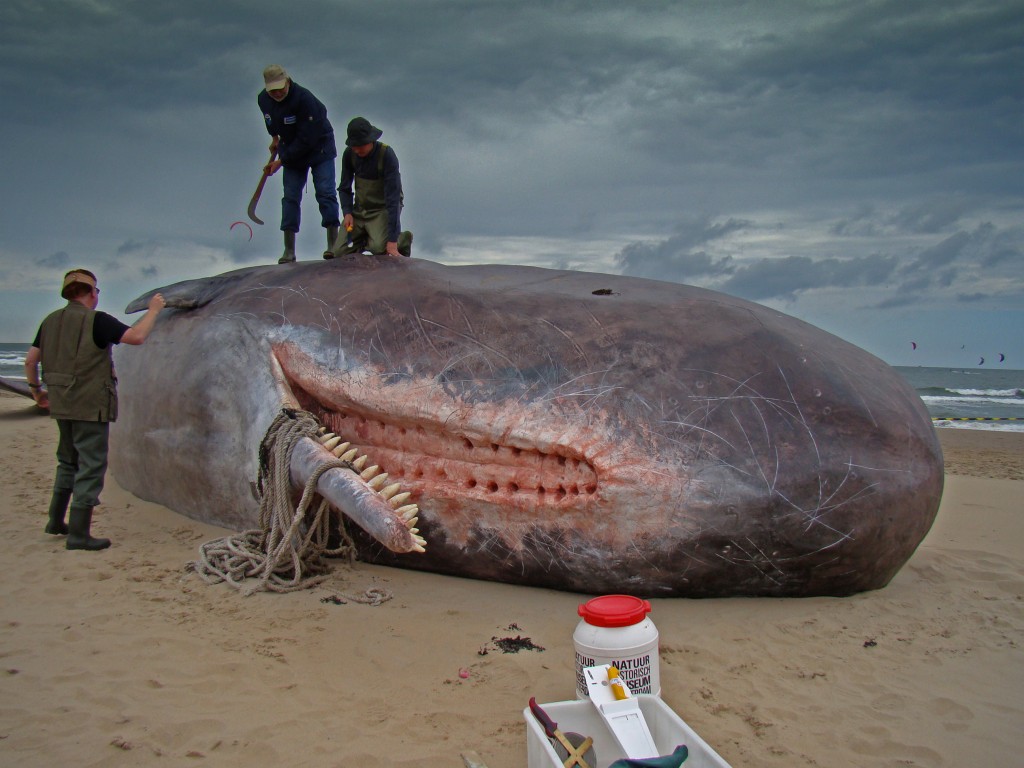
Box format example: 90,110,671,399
719,253,899,302
957,293,989,303
617,212,1023,308
614,216,747,281
896,223,1023,290
4,0,1020,234
34,251,71,269
890,199,974,235
117,240,150,257
903,231,973,272
0,0,1021,365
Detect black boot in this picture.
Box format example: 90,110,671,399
323,225,340,259
44,489,72,535
66,504,111,551
398,230,413,257
279,231,297,264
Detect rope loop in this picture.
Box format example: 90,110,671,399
191,408,362,595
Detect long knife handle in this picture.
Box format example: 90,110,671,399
247,149,280,225
528,697,558,739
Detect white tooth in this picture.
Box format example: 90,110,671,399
318,432,337,444
389,492,411,508
331,441,351,457
397,504,418,518
412,543,426,553
352,455,368,470
322,435,342,451
340,448,358,462
360,465,380,480
317,426,327,434
380,483,402,499
404,516,418,529
413,535,427,546
368,473,389,490
409,527,419,535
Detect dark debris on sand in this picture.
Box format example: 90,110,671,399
477,624,545,655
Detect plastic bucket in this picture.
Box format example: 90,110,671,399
573,594,660,699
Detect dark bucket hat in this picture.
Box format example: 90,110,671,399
346,116,383,147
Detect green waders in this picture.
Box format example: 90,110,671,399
331,154,412,257
54,420,112,550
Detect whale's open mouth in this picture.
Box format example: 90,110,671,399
272,344,604,518
286,380,600,507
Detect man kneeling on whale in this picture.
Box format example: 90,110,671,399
328,117,413,259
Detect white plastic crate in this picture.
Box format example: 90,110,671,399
524,694,731,768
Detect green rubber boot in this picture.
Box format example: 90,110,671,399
279,231,297,264
398,231,413,257
44,489,72,535
323,225,340,259
66,504,111,551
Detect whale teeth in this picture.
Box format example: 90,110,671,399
340,448,358,462
389,492,411,508
360,465,380,480
331,441,351,457
321,435,342,451
367,473,389,490
404,516,418,529
352,455,368,470
317,426,327,434
317,431,336,443
380,483,402,499
412,535,427,551
396,504,418,519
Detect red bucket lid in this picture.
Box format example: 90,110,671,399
577,595,651,627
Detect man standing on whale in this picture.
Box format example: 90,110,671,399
258,64,342,263
24,270,165,550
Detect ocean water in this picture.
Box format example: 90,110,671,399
0,343,30,381
894,366,1024,432
2,343,1021,432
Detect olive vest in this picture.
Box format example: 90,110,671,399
39,303,118,422
354,143,402,214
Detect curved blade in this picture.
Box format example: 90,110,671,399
246,149,278,225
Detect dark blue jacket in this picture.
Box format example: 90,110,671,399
258,81,337,170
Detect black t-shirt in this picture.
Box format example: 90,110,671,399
32,311,131,350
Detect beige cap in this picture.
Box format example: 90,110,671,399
61,269,97,299
263,64,289,91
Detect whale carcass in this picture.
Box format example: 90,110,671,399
110,257,943,597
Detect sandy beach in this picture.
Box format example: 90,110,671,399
1,390,1021,768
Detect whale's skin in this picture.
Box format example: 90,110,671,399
110,257,943,597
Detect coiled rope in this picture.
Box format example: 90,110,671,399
190,408,389,602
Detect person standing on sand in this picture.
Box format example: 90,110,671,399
24,270,165,551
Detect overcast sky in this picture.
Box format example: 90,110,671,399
2,0,1021,367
